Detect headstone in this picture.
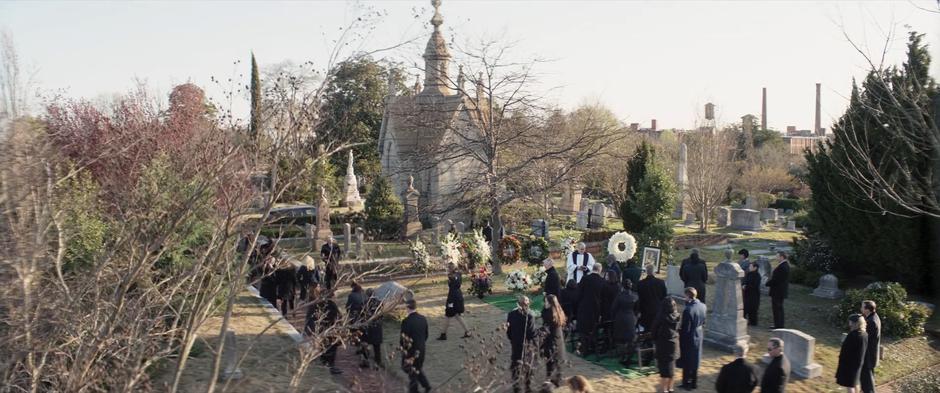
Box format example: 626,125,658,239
784,209,794,215
445,219,455,235
666,264,685,297
374,281,408,302
304,223,316,239
531,219,548,238
705,255,750,352
343,223,352,257
456,221,466,234
776,208,785,215
220,329,243,381
560,183,583,214
758,257,772,295
762,329,823,379
812,274,845,299
341,150,364,209
745,195,758,209
315,187,333,242
402,176,422,239
716,207,731,227
760,208,779,222
730,209,762,231
786,220,797,231
673,143,689,219
592,203,607,227
575,212,589,230
355,227,364,259
579,198,590,213
430,217,440,244
684,213,695,225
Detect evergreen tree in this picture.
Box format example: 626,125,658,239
364,175,403,238
805,32,936,293
249,52,262,141
619,141,676,260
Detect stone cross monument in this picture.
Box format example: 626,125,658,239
704,249,750,352
342,150,363,209
673,143,688,219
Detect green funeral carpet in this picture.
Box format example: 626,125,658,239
480,293,657,380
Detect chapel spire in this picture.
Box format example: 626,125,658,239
421,0,452,96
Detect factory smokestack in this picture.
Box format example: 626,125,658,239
761,87,767,131
815,83,822,136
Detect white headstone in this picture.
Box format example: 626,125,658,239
762,329,823,379
342,150,364,209
716,207,731,227
575,212,589,230
760,208,778,222
786,220,797,231
705,259,750,352
666,264,685,297
811,274,845,299
343,223,352,256
730,209,762,231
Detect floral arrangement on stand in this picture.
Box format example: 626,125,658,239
469,265,493,299
522,236,550,266
607,231,637,263
410,238,433,274
505,269,532,292
462,229,491,270
498,235,522,266
559,237,576,259
440,232,462,268
530,266,548,291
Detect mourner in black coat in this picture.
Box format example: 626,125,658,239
576,265,605,355
400,300,431,393
439,266,470,340
599,271,622,325
836,314,869,389
679,250,708,304
637,264,667,331
320,237,342,290
622,261,643,290
610,279,639,365
297,257,320,305
542,258,561,298
559,279,579,323
362,289,384,368
715,344,759,393
653,298,681,393
540,294,567,388
742,262,762,326
304,286,343,375
258,255,279,308
761,338,791,393
861,301,881,393
766,251,791,328
507,296,537,393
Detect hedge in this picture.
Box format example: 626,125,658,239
830,282,930,338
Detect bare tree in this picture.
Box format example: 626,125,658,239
685,130,739,232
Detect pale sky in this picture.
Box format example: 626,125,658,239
1,0,938,131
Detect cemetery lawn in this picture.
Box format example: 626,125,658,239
394,261,940,392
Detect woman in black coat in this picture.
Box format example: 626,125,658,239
559,279,579,326
742,262,762,326
438,264,470,340
610,279,639,366
540,294,567,388
258,253,279,308
297,256,319,306
304,283,343,375
654,297,681,393
362,288,384,368
836,314,869,392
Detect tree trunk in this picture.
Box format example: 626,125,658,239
490,202,503,274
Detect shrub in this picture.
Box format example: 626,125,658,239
791,210,810,228
831,282,930,338
364,175,402,239
757,192,776,208
580,230,617,243
789,265,823,287
791,235,837,273
58,170,108,271
769,198,805,212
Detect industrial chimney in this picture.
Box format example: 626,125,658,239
815,83,822,136
761,87,767,131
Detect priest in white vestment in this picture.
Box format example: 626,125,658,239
566,242,596,284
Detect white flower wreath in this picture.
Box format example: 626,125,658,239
411,238,433,272
607,231,637,262
473,229,491,264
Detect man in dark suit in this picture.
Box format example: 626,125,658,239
576,263,605,355
637,264,667,331
861,300,881,393
320,236,342,290
400,300,431,393
742,262,762,326
680,249,708,304
622,260,643,290
482,221,493,243
542,258,561,298
765,251,790,328
761,338,791,393
715,343,758,393
507,295,537,393
678,287,707,390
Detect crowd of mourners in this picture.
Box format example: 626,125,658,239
242,234,883,393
